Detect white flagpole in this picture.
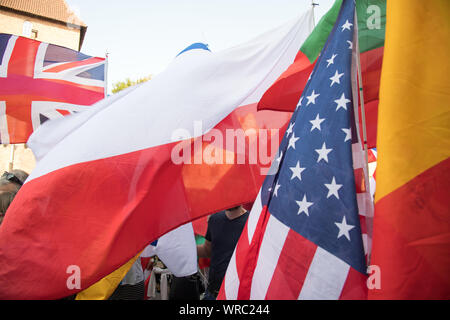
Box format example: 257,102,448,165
8,144,15,171
311,1,319,27
104,51,109,97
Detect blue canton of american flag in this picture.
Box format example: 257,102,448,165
219,0,370,300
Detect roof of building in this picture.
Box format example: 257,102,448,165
0,0,87,50
0,0,86,27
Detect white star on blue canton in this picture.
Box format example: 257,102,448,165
326,53,337,68
341,20,353,31
297,97,303,109
286,122,295,136
334,93,351,111
273,182,281,197
290,161,306,181
347,40,353,49
306,90,320,106
310,114,325,132
335,216,355,241
324,176,343,199
296,194,313,216
329,70,344,87
276,151,283,162
288,132,300,150
342,128,351,142
315,142,332,163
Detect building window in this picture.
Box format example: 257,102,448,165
31,29,38,39
22,21,33,37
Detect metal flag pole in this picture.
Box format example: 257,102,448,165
311,1,319,27
355,23,370,180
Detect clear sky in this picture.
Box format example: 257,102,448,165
65,0,335,94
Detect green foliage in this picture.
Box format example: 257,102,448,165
111,75,152,94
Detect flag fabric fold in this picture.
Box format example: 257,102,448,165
369,0,450,300
0,9,314,299
141,222,198,277
0,34,106,144
219,0,371,300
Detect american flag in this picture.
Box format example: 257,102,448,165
0,33,106,144
218,0,373,300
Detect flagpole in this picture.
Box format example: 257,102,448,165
311,1,319,27
353,11,370,183
8,144,15,171
104,51,109,97
354,9,373,264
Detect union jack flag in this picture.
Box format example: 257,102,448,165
0,33,106,144
218,0,374,300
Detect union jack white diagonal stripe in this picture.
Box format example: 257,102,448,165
0,33,105,144
219,0,373,300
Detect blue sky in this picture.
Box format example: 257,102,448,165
65,0,334,93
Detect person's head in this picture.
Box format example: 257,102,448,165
0,179,20,193
9,169,28,184
0,190,17,225
0,170,28,193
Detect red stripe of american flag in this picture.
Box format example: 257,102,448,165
264,229,316,299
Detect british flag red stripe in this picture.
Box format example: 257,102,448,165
0,33,105,144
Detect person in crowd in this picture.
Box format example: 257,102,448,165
169,272,204,300
0,169,29,192
108,257,146,300
197,205,249,300
0,169,27,226
0,190,17,226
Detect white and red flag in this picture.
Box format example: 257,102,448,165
0,10,314,299
218,0,373,300
0,33,106,144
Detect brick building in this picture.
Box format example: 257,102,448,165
0,0,86,173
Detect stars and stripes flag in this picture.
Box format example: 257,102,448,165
218,0,373,300
0,33,106,144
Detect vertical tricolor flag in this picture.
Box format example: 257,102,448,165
219,0,372,300
0,34,106,144
0,10,314,299
258,0,385,149
369,0,450,299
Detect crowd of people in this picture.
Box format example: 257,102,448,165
109,204,249,300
